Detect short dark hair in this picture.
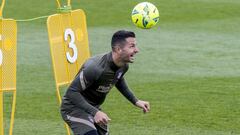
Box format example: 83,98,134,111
111,30,135,50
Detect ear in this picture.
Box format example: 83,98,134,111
115,46,122,54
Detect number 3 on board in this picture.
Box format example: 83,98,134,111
64,28,78,64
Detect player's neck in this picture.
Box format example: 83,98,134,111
112,52,125,67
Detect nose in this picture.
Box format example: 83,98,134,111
135,46,139,53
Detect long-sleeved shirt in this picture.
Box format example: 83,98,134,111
61,52,138,116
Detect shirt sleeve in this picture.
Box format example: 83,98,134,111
115,77,138,105
64,60,101,116
65,89,99,116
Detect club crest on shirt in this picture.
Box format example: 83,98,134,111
96,84,113,93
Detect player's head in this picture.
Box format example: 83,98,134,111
111,30,139,63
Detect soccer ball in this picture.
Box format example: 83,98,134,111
131,2,159,29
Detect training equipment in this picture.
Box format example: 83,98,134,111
47,0,90,134
0,0,17,135
131,2,159,29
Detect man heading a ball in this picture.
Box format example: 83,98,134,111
60,30,150,135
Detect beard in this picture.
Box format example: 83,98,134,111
120,53,135,63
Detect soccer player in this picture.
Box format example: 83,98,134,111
61,30,150,135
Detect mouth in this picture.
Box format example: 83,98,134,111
129,54,136,61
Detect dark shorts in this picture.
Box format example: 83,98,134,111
61,109,109,135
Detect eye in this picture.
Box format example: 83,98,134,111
130,44,135,48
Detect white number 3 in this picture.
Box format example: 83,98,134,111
64,28,78,64
0,49,3,66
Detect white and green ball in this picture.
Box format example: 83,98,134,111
131,2,159,29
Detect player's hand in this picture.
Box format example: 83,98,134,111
94,111,111,125
135,100,150,113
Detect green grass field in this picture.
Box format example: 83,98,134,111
2,0,240,134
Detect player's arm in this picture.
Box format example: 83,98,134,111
115,77,150,113
115,77,138,104
65,88,98,116
65,62,99,116
65,89,110,123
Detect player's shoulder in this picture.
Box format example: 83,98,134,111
82,53,108,77
85,53,108,68
90,53,108,63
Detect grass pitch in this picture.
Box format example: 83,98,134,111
1,0,240,134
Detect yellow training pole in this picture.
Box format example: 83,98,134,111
56,0,61,8
9,90,16,135
57,85,71,135
0,91,3,135
0,0,5,18
67,0,71,7
56,0,72,10
56,86,62,104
